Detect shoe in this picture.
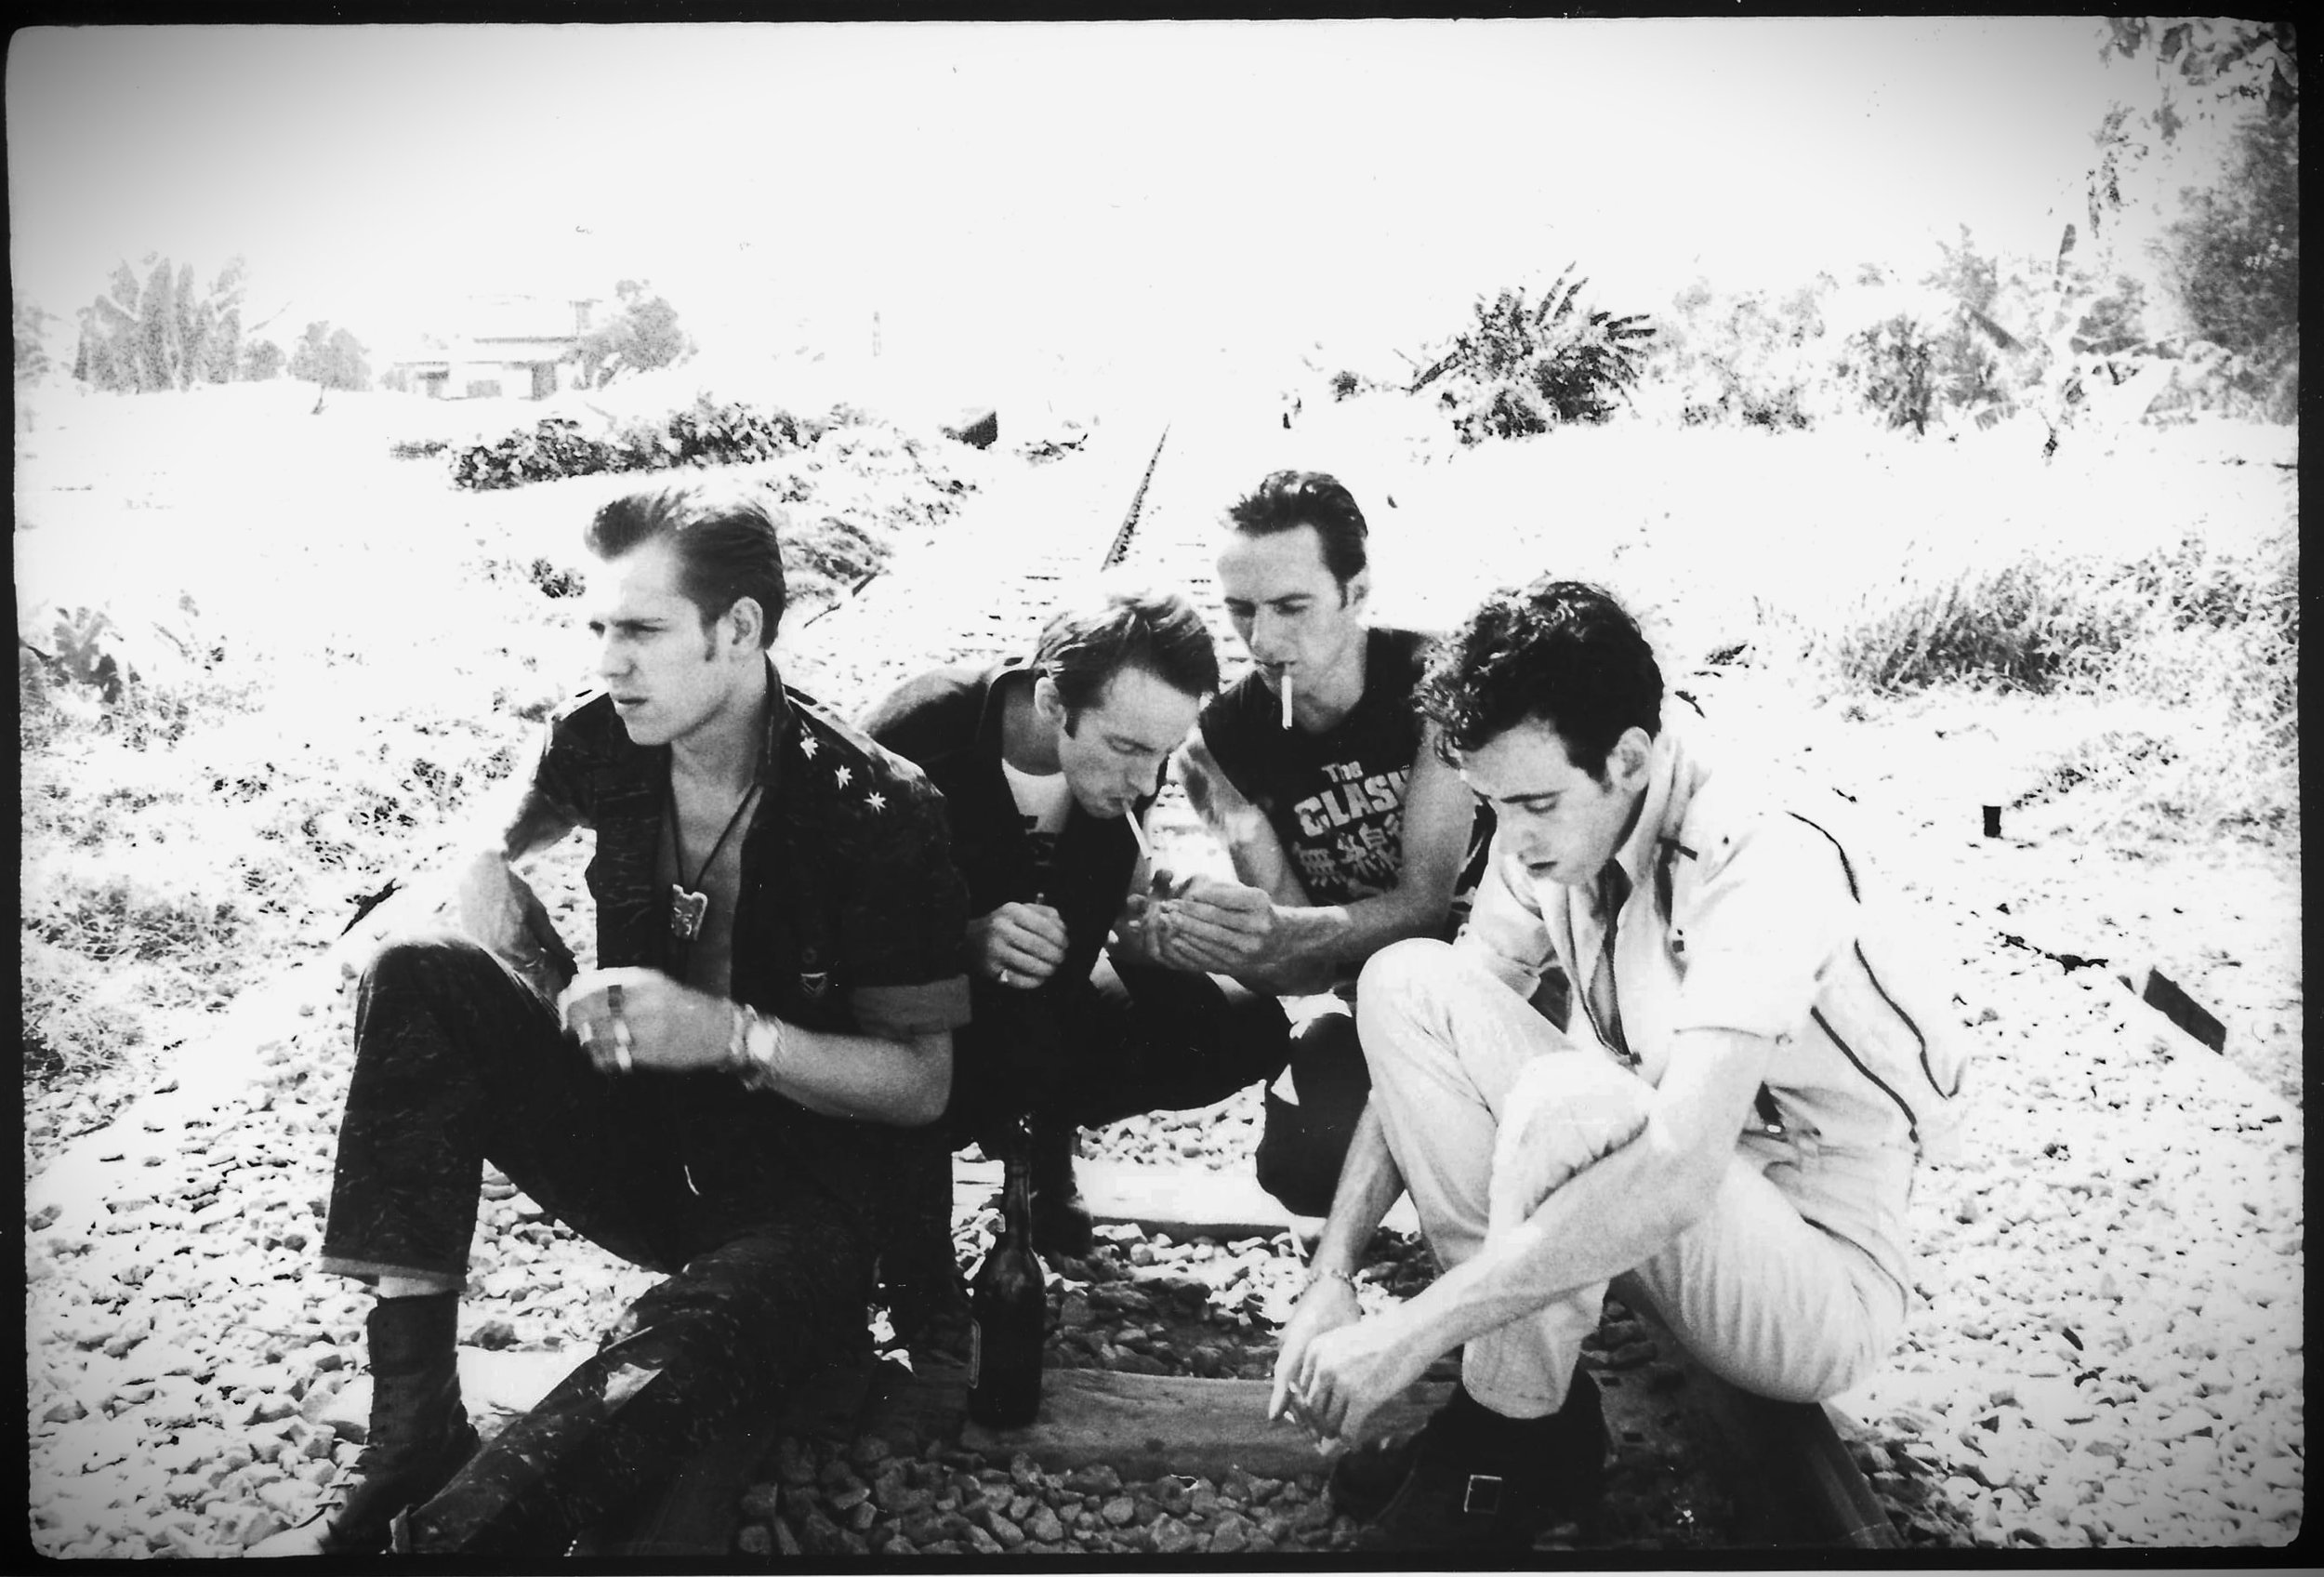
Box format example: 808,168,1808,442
1329,1372,1605,1551
252,1292,481,1556
1028,1116,1093,1259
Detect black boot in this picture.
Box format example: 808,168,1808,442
1027,1114,1092,1259
312,1292,481,1554
1330,1370,1607,1551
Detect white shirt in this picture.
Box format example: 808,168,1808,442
1458,723,1964,1294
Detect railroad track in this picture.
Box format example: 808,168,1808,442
579,419,1908,1555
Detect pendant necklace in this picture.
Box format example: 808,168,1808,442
667,769,760,944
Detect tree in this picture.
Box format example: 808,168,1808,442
68,253,251,391
16,299,57,383
73,262,147,391
575,279,692,386
2087,19,2298,244
243,339,286,380
288,321,371,392
1921,228,2019,424
2157,110,2298,364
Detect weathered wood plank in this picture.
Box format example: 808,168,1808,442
869,1367,1451,1482
954,1156,1419,1241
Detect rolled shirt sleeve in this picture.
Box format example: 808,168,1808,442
839,774,974,1041
1452,834,1556,999
1668,815,1855,1041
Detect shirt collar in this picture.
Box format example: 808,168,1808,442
975,656,1038,764
753,655,797,798
1608,724,1684,900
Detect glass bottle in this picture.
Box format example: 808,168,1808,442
967,1122,1046,1428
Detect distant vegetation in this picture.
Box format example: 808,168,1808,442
1402,270,1654,443
64,255,259,393
575,278,693,387
449,397,812,490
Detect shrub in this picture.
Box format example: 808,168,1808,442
1407,272,1654,444
1650,279,1831,430
450,398,821,491
1837,312,1945,435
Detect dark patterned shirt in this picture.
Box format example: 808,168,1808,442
526,665,971,1228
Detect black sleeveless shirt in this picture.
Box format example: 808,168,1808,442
1198,626,1492,934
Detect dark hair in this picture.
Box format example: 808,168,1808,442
1222,470,1368,585
585,480,788,646
1037,582,1221,722
1416,578,1663,780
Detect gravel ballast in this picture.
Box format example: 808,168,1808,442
22,433,2302,1555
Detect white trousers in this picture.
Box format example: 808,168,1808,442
1355,940,1905,1418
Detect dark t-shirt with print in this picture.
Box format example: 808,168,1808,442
1198,626,1492,934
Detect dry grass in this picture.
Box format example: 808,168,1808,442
1780,523,2298,840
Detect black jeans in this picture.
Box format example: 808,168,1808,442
319,934,874,1555
943,952,1292,1149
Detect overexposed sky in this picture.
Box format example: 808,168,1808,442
7,19,2214,380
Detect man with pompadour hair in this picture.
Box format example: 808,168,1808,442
259,477,972,1556
1269,576,1965,1552
860,577,1293,1337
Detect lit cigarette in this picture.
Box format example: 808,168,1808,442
1128,811,1154,865
1279,672,1294,730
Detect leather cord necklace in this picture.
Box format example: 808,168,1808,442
666,770,759,944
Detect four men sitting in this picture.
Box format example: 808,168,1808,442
276,468,1944,1554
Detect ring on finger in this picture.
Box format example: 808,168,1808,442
997,967,1012,987
611,1015,634,1074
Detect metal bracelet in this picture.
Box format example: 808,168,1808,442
733,1006,785,1093
1302,1265,1361,1296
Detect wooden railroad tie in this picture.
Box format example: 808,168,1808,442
574,1163,1898,1555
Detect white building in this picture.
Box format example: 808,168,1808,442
386,295,601,400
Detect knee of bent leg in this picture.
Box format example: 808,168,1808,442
1353,938,1459,1062
360,927,498,999
1486,1053,1654,1215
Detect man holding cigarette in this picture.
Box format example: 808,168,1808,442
1169,470,1516,1217
261,480,972,1555
861,581,1292,1337
1273,580,1957,1550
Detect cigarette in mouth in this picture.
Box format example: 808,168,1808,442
1279,672,1294,730
1128,811,1155,865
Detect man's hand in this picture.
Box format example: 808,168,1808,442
1153,876,1279,974
968,902,1069,989
1267,1275,1363,1449
1280,1308,1434,1450
557,967,735,1077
